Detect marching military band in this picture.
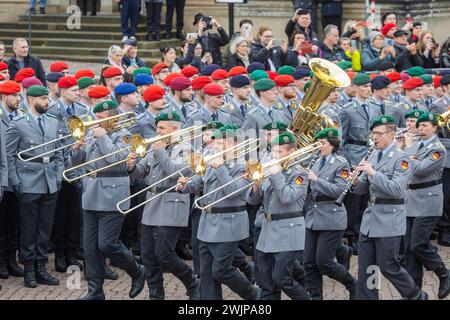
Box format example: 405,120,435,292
0,59,449,301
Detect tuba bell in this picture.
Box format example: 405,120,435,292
290,58,350,148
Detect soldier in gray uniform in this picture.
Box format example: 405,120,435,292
403,112,450,299
163,77,195,127
70,100,146,300
5,85,64,288
338,80,356,106
293,68,310,102
46,75,87,273
274,74,297,126
351,115,427,300
387,72,404,104
418,74,436,109
248,132,310,300
133,73,154,114
77,77,96,112
134,85,167,139
304,128,358,300
369,76,397,120
126,111,200,300
393,78,428,128
429,74,450,246
0,81,25,280
317,88,342,139
177,124,260,300
221,75,253,128
339,73,377,253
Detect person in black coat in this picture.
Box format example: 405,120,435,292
225,37,254,71
395,42,424,72
285,9,319,46
121,38,147,69
7,38,46,86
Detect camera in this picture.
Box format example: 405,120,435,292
202,15,213,31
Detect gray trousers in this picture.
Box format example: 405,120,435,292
405,216,443,287
358,234,419,300
19,192,57,264
83,210,135,280
199,240,255,300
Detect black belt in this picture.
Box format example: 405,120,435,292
265,211,303,222
312,195,335,202
369,197,404,205
19,155,54,163
346,139,368,146
206,205,247,214
149,186,178,193
409,179,442,190
86,171,129,178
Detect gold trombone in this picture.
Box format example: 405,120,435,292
62,125,205,183
437,110,450,130
116,138,260,215
17,112,136,162
194,141,323,211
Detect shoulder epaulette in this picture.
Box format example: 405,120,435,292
44,113,58,120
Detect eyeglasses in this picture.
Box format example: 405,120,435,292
370,130,392,137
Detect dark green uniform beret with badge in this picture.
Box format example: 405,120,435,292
416,112,438,128
370,114,395,130
314,127,339,140
93,100,119,113
27,85,49,97
262,121,288,132
204,121,225,131
155,111,182,124
404,109,424,119
211,124,239,139
270,131,296,146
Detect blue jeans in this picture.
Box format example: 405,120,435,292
30,0,46,8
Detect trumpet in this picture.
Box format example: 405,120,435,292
17,112,136,162
62,125,205,183
116,138,260,215
194,142,323,211
437,110,450,130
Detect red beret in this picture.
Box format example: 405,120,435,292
433,76,442,88
152,63,169,75
50,61,69,73
380,23,397,36
386,72,401,83
228,66,247,77
163,72,183,87
22,77,43,89
0,74,5,82
170,76,191,91
102,67,122,79
88,85,110,99
181,66,199,78
203,83,225,96
370,73,378,80
191,76,212,90
143,85,166,102
274,75,294,87
0,62,8,71
74,69,95,80
266,71,278,81
58,75,78,89
346,71,356,80
211,69,229,80
403,77,424,90
14,68,35,83
0,80,21,95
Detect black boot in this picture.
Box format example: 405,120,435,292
409,289,428,300
292,259,305,287
23,262,37,288
438,231,450,247
180,272,200,300
35,261,59,286
336,244,353,271
175,241,193,261
54,255,68,273
154,33,160,41
164,31,172,40
149,284,165,300
0,260,9,279
176,29,183,39
125,262,146,298
105,265,119,280
308,288,323,300
240,261,255,285
39,7,46,14
6,253,24,277
435,265,450,299
347,236,358,256
66,256,83,271
80,279,105,300
29,7,36,14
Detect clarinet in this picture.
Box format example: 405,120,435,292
307,151,321,170
334,143,376,206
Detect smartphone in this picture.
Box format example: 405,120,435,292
301,41,313,54
406,14,413,24
186,33,198,40
273,39,284,47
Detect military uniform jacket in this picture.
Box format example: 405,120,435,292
388,93,404,105
339,100,377,166
242,103,288,139
221,99,253,128
306,154,349,231
317,102,342,138
163,100,195,127
135,99,147,114
183,162,250,243
277,99,294,125
70,129,131,212
132,111,158,139
393,98,428,128
368,97,397,121
429,95,450,168
5,112,64,194
248,166,308,253
185,105,232,128
47,100,88,137
404,136,446,217
353,143,411,238
130,142,192,227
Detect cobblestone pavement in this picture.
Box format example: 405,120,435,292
0,241,449,300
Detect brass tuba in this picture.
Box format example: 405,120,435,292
290,58,350,147
437,110,450,130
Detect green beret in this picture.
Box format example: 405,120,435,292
407,66,426,77
250,70,269,82
262,121,288,131
132,67,151,78
77,77,96,89
211,124,239,139
93,100,119,113
254,78,275,92
416,112,438,128
270,132,296,146
351,73,371,86
404,109,424,119
304,80,311,92
418,74,432,85
26,85,49,97
337,60,353,71
370,114,396,130
155,111,181,124
277,66,295,76
314,128,339,140
204,121,224,131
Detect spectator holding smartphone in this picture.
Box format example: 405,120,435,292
440,37,450,68
410,22,422,43
290,31,317,66
341,20,371,53
176,36,203,69
395,40,424,72
285,9,319,46
222,19,254,68
340,37,361,71
122,38,146,70
381,12,413,32
361,31,396,71
291,0,318,32
416,30,441,69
